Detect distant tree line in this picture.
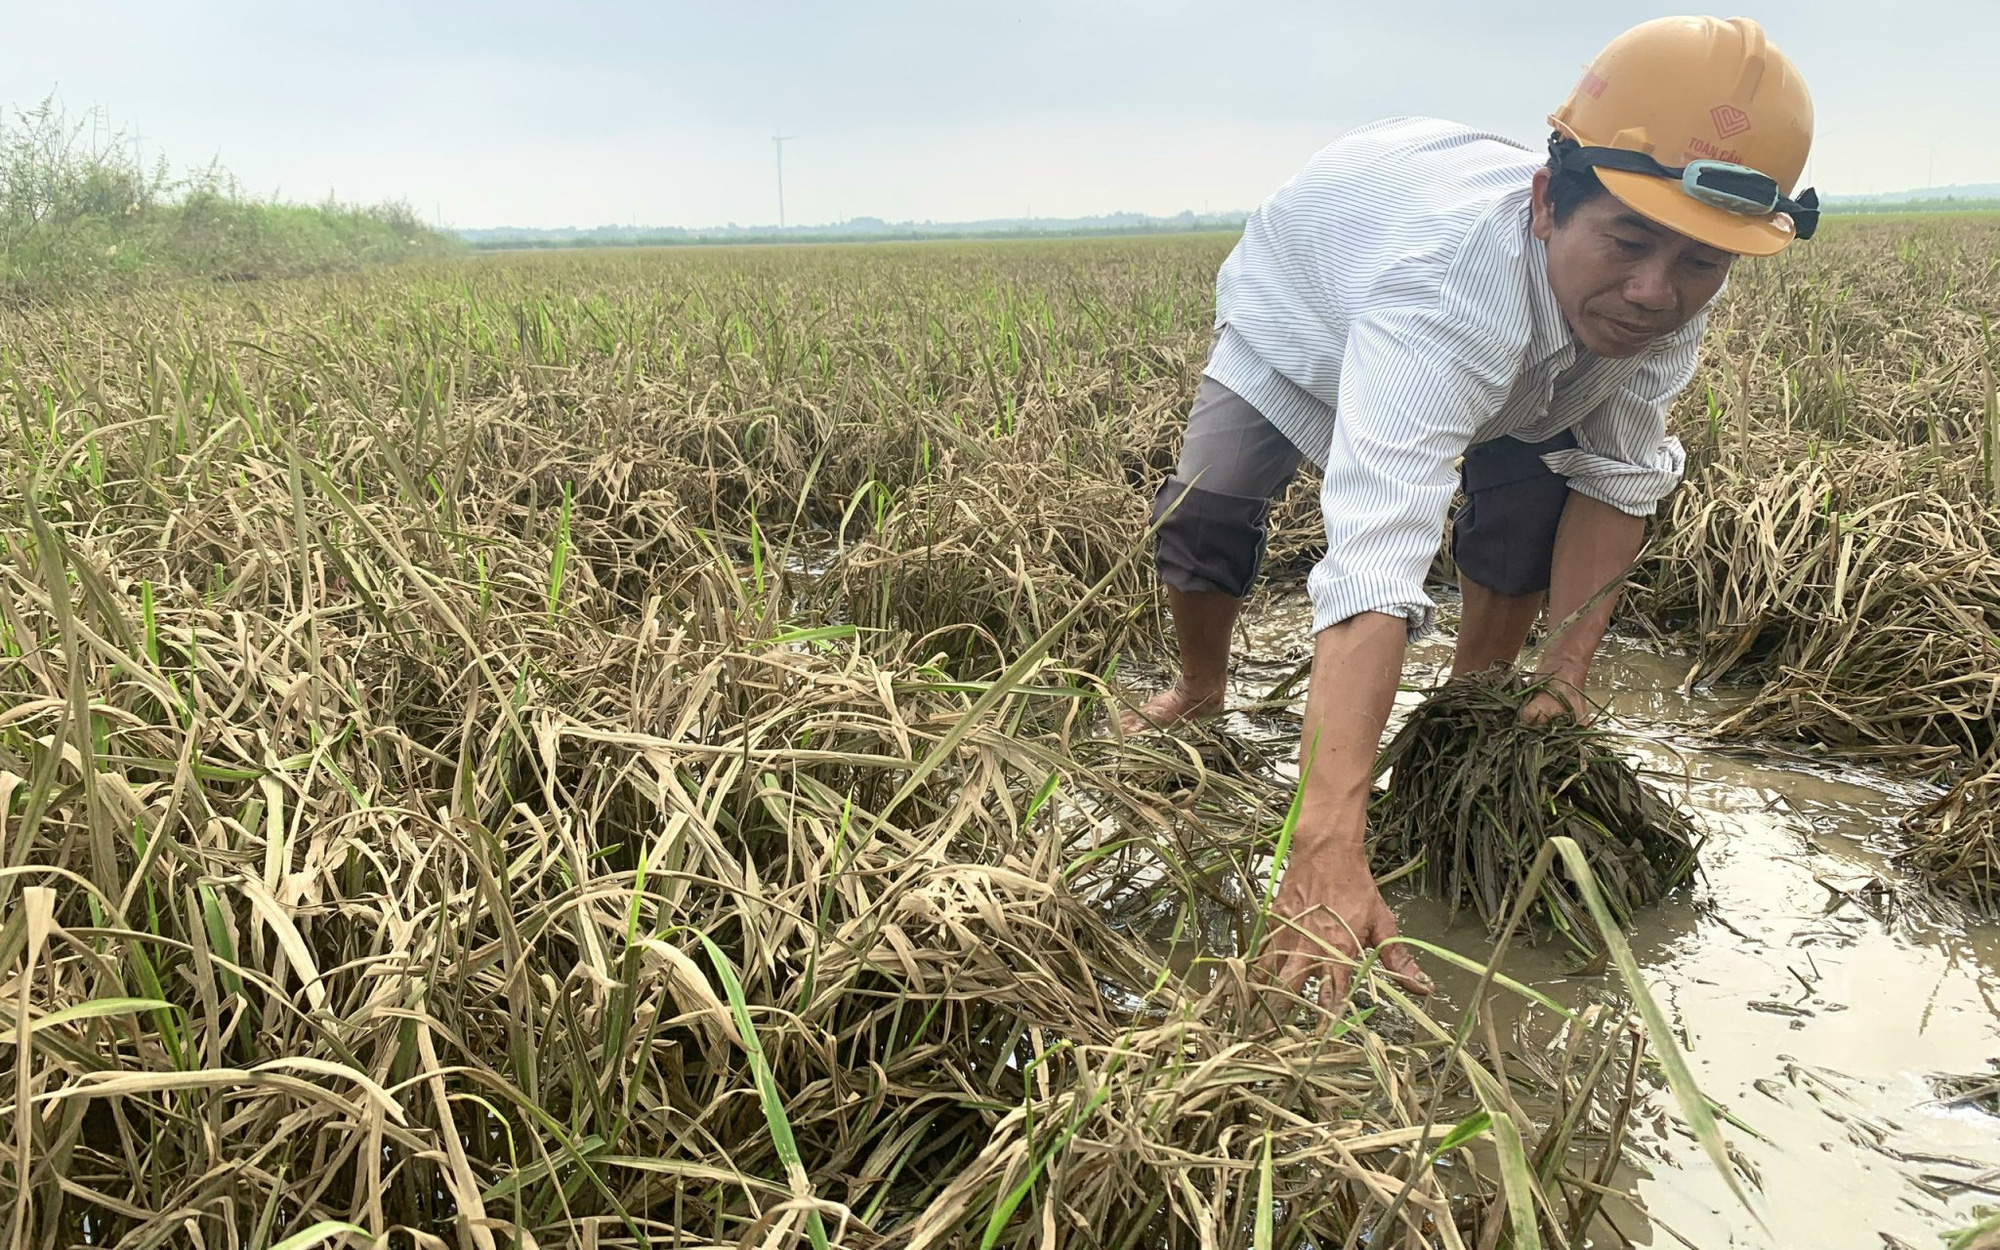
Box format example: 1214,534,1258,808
1825,198,2000,216
462,195,2000,253
465,223,1250,251
459,211,1253,251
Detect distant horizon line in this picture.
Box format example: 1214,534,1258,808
453,182,2000,237
456,207,1251,238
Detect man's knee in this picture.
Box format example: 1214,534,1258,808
1151,477,1273,599
1452,487,1569,597
1452,435,1575,597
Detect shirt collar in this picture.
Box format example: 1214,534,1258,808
1524,229,1576,372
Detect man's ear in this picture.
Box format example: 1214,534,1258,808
1529,167,1556,242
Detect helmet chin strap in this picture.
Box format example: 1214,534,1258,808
1546,135,1820,241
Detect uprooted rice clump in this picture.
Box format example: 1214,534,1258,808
1371,669,1703,954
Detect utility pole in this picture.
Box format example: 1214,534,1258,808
772,132,797,229
127,129,154,197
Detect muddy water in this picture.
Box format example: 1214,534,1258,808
1214,590,2000,1248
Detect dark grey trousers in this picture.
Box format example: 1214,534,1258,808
1151,378,1576,599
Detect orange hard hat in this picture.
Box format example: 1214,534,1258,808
1549,16,1815,256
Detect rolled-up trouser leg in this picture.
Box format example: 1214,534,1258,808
1151,379,1306,597
1450,429,1579,597
1151,479,1274,597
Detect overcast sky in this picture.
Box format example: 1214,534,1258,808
4,1,1993,229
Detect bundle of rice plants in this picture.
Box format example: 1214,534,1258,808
1371,669,1703,955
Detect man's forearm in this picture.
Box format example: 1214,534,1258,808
1537,491,1648,687
1293,611,1408,865
1263,607,1431,999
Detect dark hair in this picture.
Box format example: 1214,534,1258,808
1545,158,1608,226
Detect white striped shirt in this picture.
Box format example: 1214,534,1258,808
1206,117,1703,638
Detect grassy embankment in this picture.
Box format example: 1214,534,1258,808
0,98,455,304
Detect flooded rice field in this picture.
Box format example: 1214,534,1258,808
16,229,2000,1247
1193,589,2000,1247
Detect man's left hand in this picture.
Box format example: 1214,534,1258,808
1519,673,1593,726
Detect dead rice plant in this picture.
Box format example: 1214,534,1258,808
838,458,1163,676
1900,755,2000,915
1637,449,2000,765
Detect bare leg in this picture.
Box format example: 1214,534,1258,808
1451,575,1542,678
1119,586,1239,731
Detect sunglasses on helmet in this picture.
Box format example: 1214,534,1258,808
1548,135,1820,241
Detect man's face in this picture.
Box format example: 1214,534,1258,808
1530,168,1735,359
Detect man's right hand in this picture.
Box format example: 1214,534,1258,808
1258,849,1432,1007
1261,610,1433,1009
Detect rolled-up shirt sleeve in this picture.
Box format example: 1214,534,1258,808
1308,301,1518,639
1539,321,1703,517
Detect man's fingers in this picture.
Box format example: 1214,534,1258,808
1272,944,1304,996
1264,932,1312,994
1518,694,1565,726
1312,940,1362,1009
1258,918,1303,983
1258,904,1393,1008
1318,961,1353,1010
1284,942,1343,996
1378,941,1435,995
1265,932,1353,1004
